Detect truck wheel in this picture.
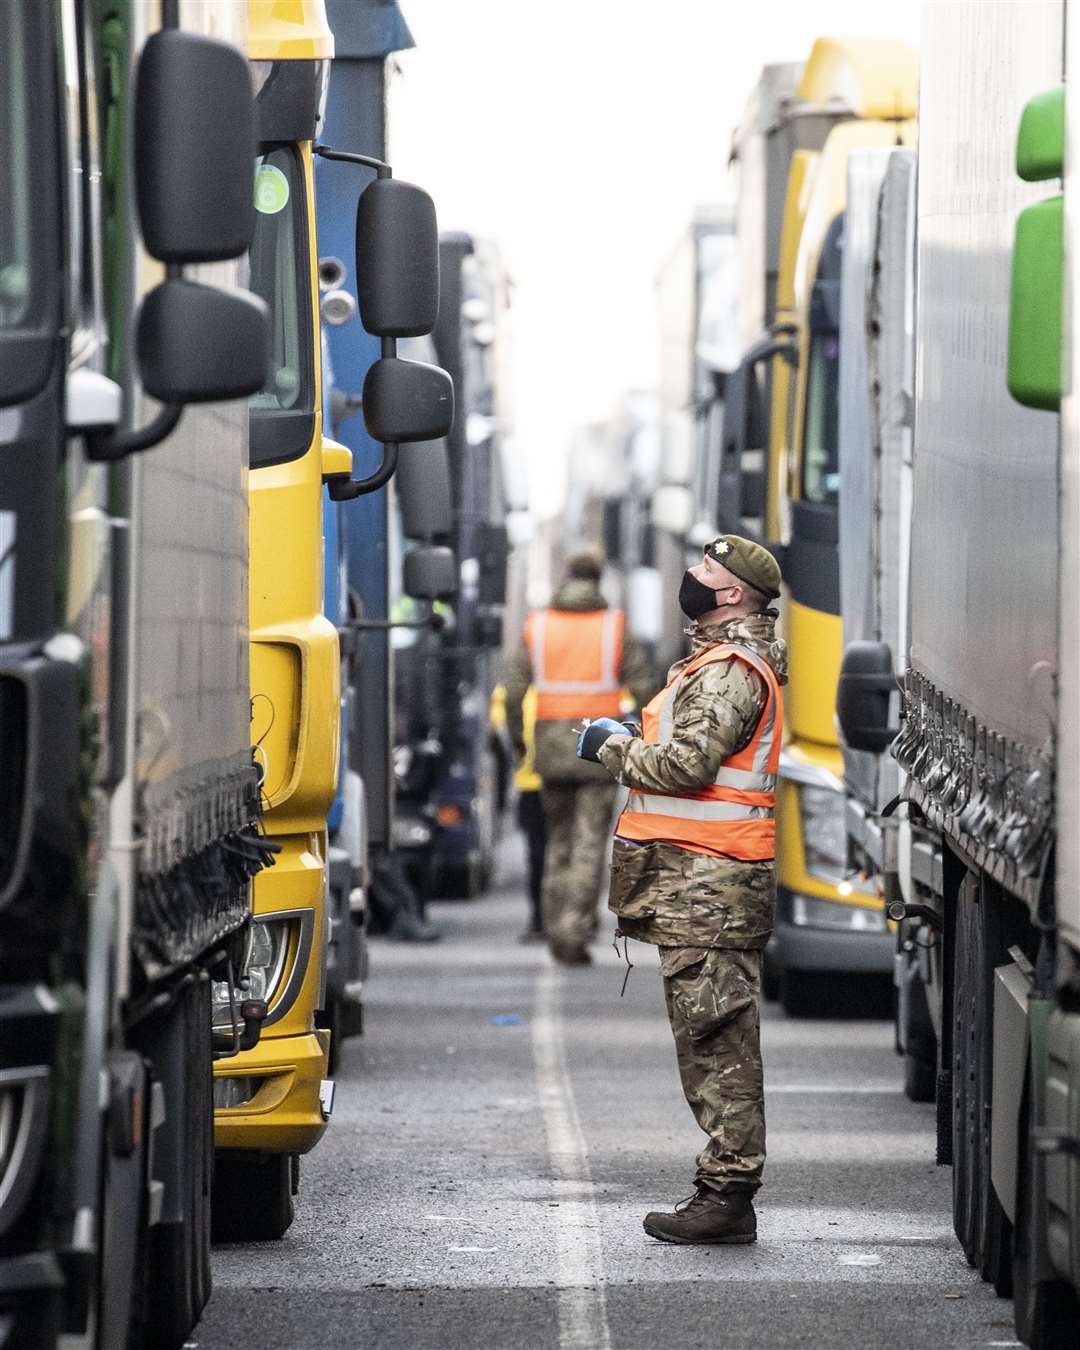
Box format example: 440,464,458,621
761,953,779,1002
142,977,214,1349
321,996,342,1076
951,874,981,1265
1013,1079,1080,1347
952,872,1014,1287
779,969,823,1018
903,1050,936,1103
212,1152,295,1243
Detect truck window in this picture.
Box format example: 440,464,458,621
802,332,840,504
249,144,315,467
0,0,33,328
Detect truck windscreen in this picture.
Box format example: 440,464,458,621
801,331,840,505
0,0,32,329
248,144,315,468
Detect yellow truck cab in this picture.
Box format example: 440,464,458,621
211,0,345,1241
730,40,916,1014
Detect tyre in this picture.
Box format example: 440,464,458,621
951,872,1014,1287
951,873,983,1266
212,1152,295,1243
1013,1081,1080,1347
319,995,342,1076
141,976,214,1350
440,856,485,899
779,968,824,1018
903,1049,936,1103
762,953,779,1003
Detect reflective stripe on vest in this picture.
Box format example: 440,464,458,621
616,642,783,861
526,608,625,720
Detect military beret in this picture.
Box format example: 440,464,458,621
566,545,605,582
706,534,782,600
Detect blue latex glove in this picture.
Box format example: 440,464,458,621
576,717,629,763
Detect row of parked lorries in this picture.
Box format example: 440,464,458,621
608,8,1079,1346
0,2,511,1345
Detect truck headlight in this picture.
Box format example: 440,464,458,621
212,1075,261,1110
211,918,291,1030
790,893,887,933
798,783,848,881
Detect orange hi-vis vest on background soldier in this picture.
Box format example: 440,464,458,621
616,643,783,861
525,608,626,721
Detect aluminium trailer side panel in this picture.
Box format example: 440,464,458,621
912,0,1061,741
839,147,893,809
871,149,916,734
907,1,1063,905
840,147,916,813
730,63,803,352
130,264,258,976
101,2,258,981
1061,4,1080,951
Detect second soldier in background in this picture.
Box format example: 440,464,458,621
505,549,654,965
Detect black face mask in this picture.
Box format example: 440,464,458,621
678,570,721,620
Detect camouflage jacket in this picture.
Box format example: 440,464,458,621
503,579,656,785
597,611,789,952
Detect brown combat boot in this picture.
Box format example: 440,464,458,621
643,1188,756,1245
549,940,591,966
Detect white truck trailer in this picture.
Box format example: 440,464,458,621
837,3,1080,1342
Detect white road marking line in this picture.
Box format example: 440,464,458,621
533,966,612,1350
765,1084,900,1094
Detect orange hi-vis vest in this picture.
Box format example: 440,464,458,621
615,642,783,862
525,608,625,721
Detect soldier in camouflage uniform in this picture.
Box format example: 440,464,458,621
505,549,655,965
578,535,787,1244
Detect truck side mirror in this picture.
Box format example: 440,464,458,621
137,281,270,403
476,613,504,649
356,179,440,337
1008,86,1064,412
363,357,454,445
396,439,453,540
85,26,268,461
476,523,509,605
313,145,453,500
837,641,898,755
403,545,457,601
135,30,256,263
739,467,765,518
739,360,766,454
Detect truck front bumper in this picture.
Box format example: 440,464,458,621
770,886,894,975
0,1253,64,1349
214,1029,331,1154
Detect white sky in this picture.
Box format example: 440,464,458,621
390,1,922,516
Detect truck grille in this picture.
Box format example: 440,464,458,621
0,1065,49,1237
0,676,27,901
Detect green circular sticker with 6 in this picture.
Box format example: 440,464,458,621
255,163,289,215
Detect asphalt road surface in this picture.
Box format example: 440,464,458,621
194,840,1017,1350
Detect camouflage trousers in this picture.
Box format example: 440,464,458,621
540,781,618,949
660,945,765,1194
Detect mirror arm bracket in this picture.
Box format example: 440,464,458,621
84,403,183,463
325,315,402,497
326,439,398,501
349,614,445,633
313,144,392,181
